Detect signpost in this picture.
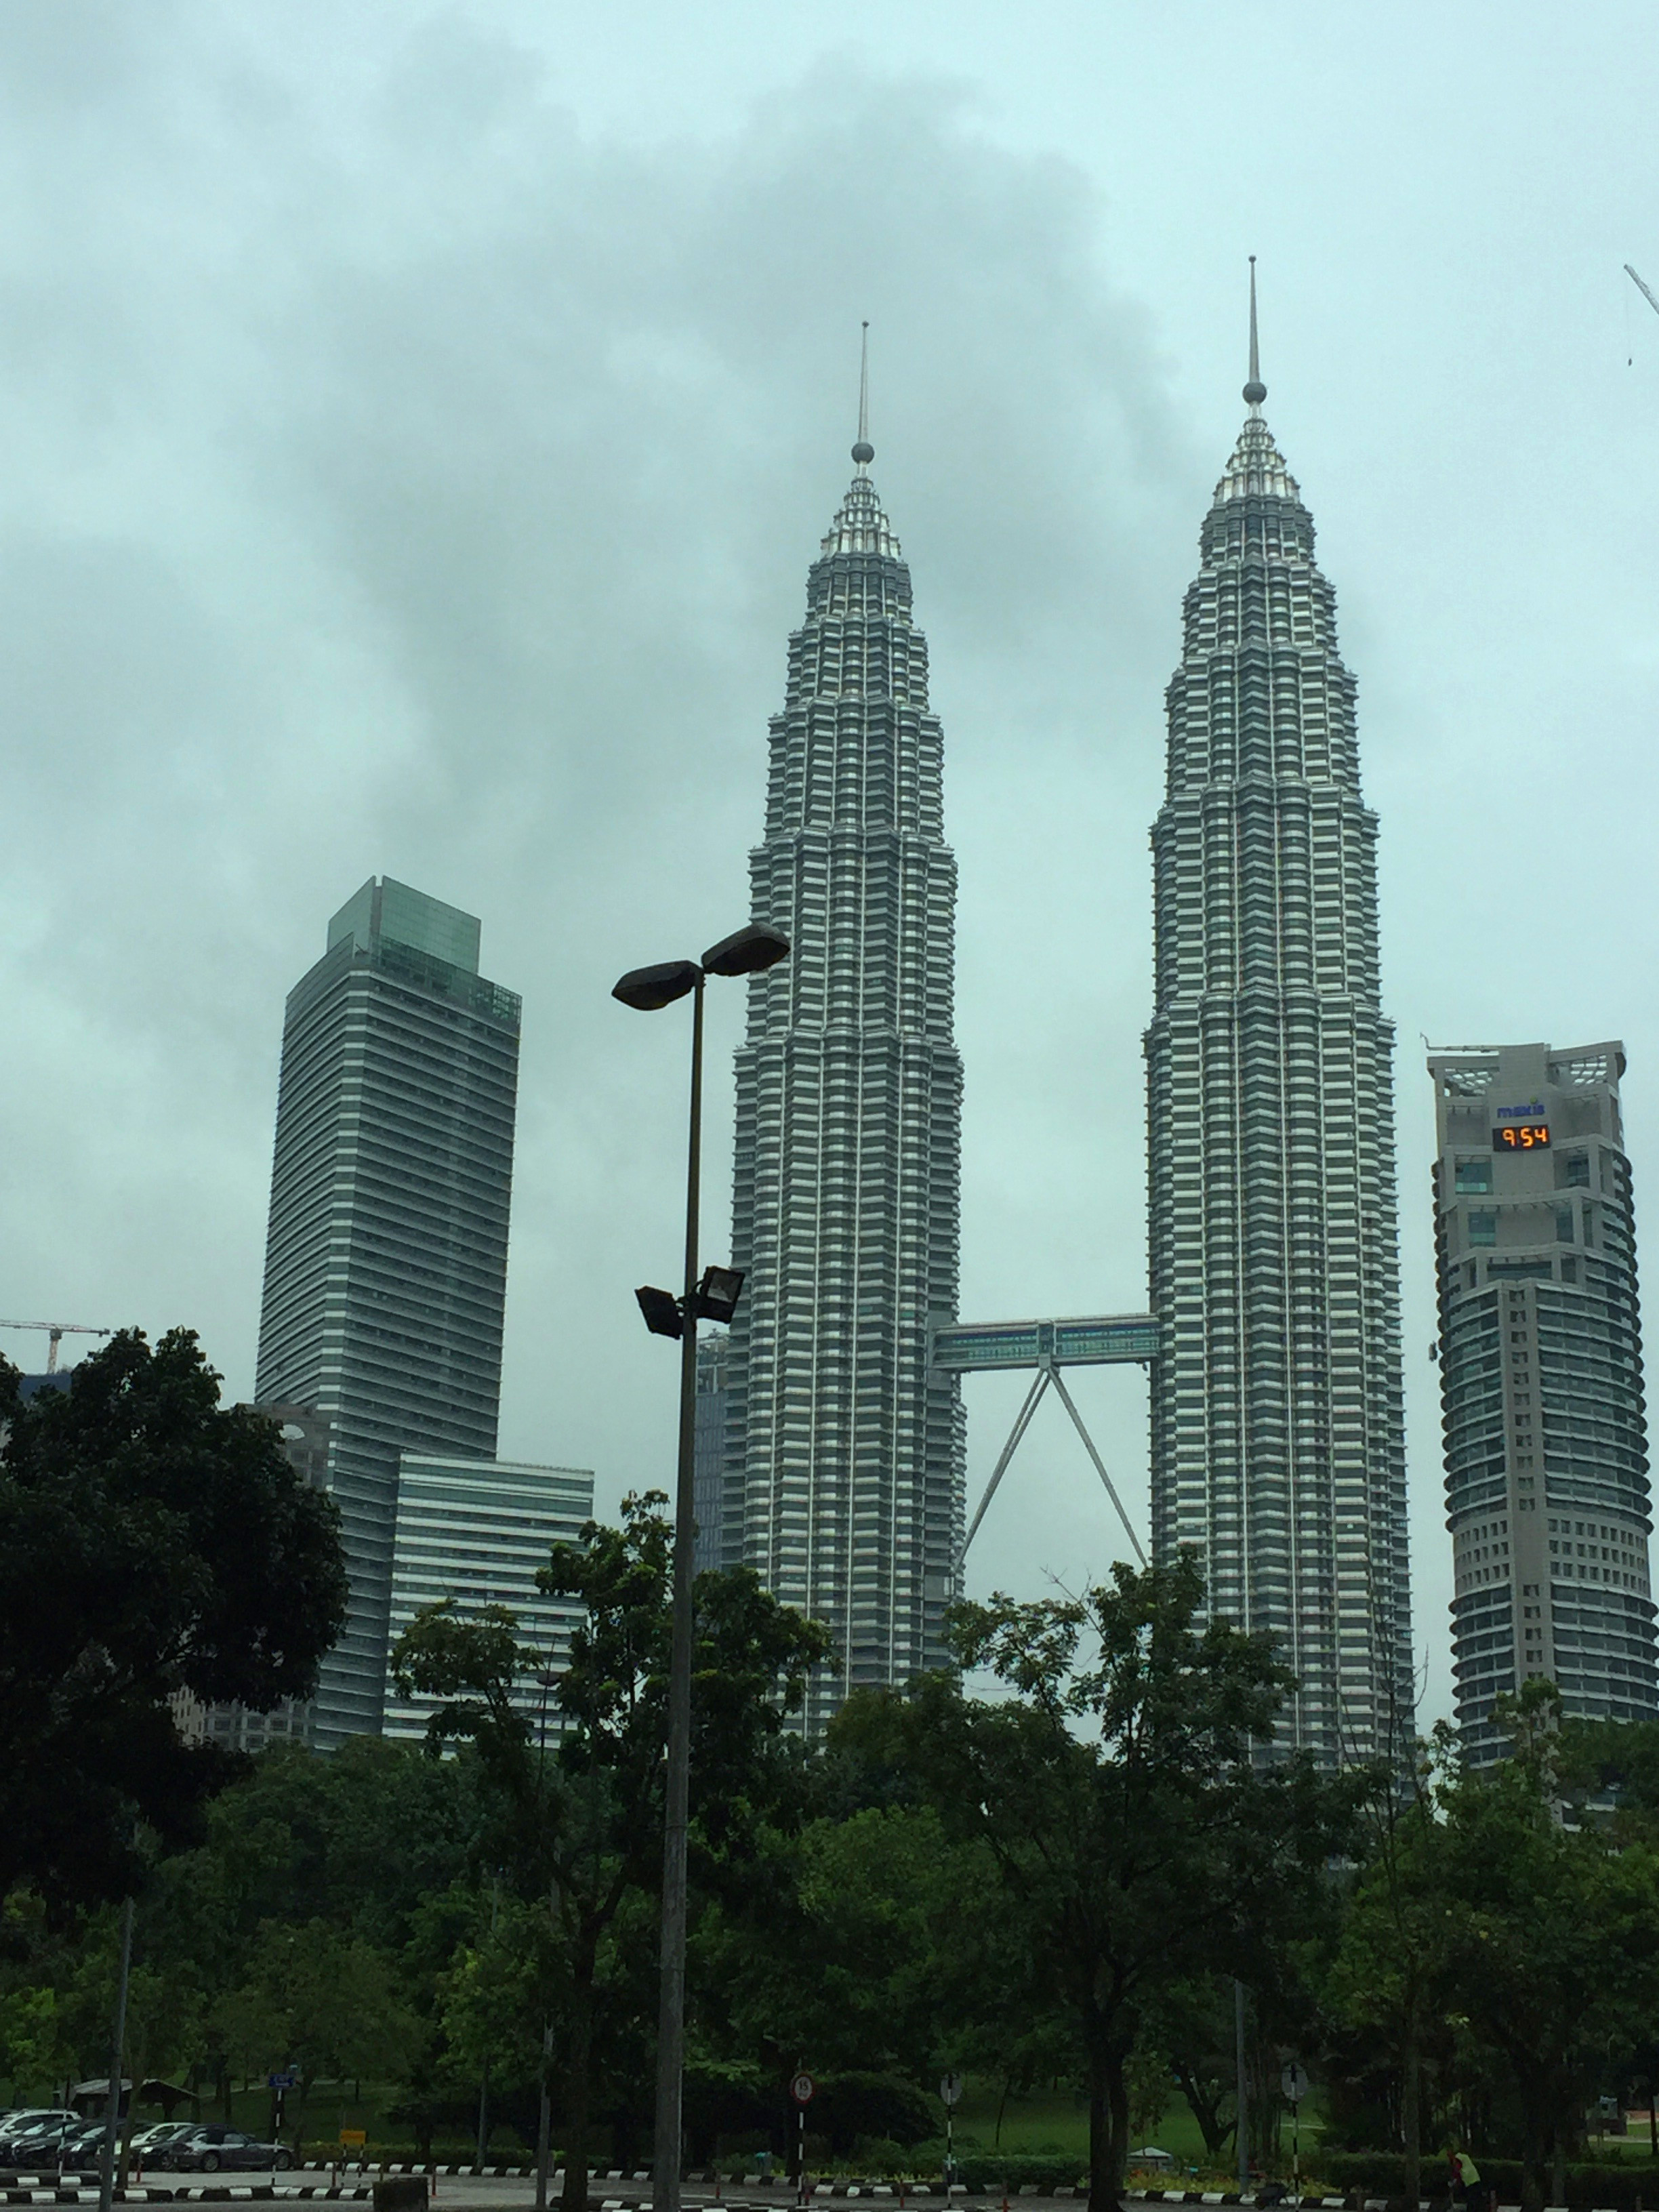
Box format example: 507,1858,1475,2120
267,2073,296,2140
791,2073,814,2206
939,2074,962,2192
1279,2065,1308,2211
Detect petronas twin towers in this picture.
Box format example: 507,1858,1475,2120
718,293,1412,1760
720,454,966,1736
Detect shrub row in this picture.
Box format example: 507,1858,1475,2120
1319,2152,1659,2209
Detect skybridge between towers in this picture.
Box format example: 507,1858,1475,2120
927,1315,1160,1571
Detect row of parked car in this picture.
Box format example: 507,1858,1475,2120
0,2110,293,2172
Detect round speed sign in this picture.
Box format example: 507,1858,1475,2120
791,2072,815,2106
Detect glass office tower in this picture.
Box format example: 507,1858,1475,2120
382,1454,594,1748
255,876,520,1747
1429,1041,1657,1763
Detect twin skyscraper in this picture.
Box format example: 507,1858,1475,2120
258,288,1654,1761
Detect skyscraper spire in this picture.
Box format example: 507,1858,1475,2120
1244,255,1267,410
853,320,874,468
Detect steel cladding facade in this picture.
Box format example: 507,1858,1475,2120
722,464,965,1733
1145,403,1413,1765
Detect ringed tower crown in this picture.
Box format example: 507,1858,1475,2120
723,340,966,1733
1145,267,1413,1763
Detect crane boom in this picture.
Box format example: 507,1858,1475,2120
1626,264,1659,320
0,1320,114,1372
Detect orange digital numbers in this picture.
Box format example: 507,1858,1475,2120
1492,1122,1550,1152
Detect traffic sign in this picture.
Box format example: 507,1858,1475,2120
268,2072,297,2091
1280,2063,1309,2106
340,2131,367,2148
790,2072,815,2106
939,2075,964,2108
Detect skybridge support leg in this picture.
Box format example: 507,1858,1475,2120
1047,1366,1147,1568
958,1367,1051,1568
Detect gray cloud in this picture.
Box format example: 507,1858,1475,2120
0,6,1194,1675
7,1,1658,1726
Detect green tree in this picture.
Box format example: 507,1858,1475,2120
0,1330,347,1910
392,1492,830,2211
220,1918,419,2146
1326,1736,1456,2207
1424,1689,1659,2211
838,1555,1349,2212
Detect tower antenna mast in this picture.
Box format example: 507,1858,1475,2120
852,321,874,468
1626,263,1659,320
1243,255,1267,409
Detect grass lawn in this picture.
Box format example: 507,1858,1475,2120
945,2081,1328,2179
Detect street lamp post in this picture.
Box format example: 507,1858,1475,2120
613,922,790,2212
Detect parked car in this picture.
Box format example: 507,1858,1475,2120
0,2111,78,2158
2,2117,85,2167
162,2126,293,2173
54,2125,115,2170
129,2123,197,2165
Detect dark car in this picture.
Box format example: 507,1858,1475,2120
0,2110,78,2156
129,2123,197,2167
2,2117,85,2168
54,2126,115,2171
164,2126,293,2173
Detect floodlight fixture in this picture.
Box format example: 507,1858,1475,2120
635,1286,684,1340
695,1265,744,1324
700,923,790,978
613,959,701,1012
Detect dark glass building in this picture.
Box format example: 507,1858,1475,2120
1428,1040,1656,1763
255,876,520,1747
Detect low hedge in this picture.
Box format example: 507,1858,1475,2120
1319,2152,1659,2209
952,2156,1091,2192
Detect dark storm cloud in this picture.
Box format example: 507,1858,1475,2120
0,8,1191,1607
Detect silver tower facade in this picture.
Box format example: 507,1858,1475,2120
1145,292,1412,1765
256,876,520,1747
723,425,966,1734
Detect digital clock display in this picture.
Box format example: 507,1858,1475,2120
1493,1122,1551,1151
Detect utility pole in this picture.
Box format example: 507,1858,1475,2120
1234,1980,1248,2193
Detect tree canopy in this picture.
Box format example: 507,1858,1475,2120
833,1553,1353,2211
0,1328,347,1910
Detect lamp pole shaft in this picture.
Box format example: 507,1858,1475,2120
653,972,704,2212
98,1896,134,2212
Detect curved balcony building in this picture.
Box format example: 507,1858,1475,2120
1429,1040,1656,1763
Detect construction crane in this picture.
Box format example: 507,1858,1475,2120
0,1320,113,1372
1628,263,1659,319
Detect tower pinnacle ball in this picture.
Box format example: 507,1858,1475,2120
852,438,875,464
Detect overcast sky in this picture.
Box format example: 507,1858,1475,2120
3,2,1658,1727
